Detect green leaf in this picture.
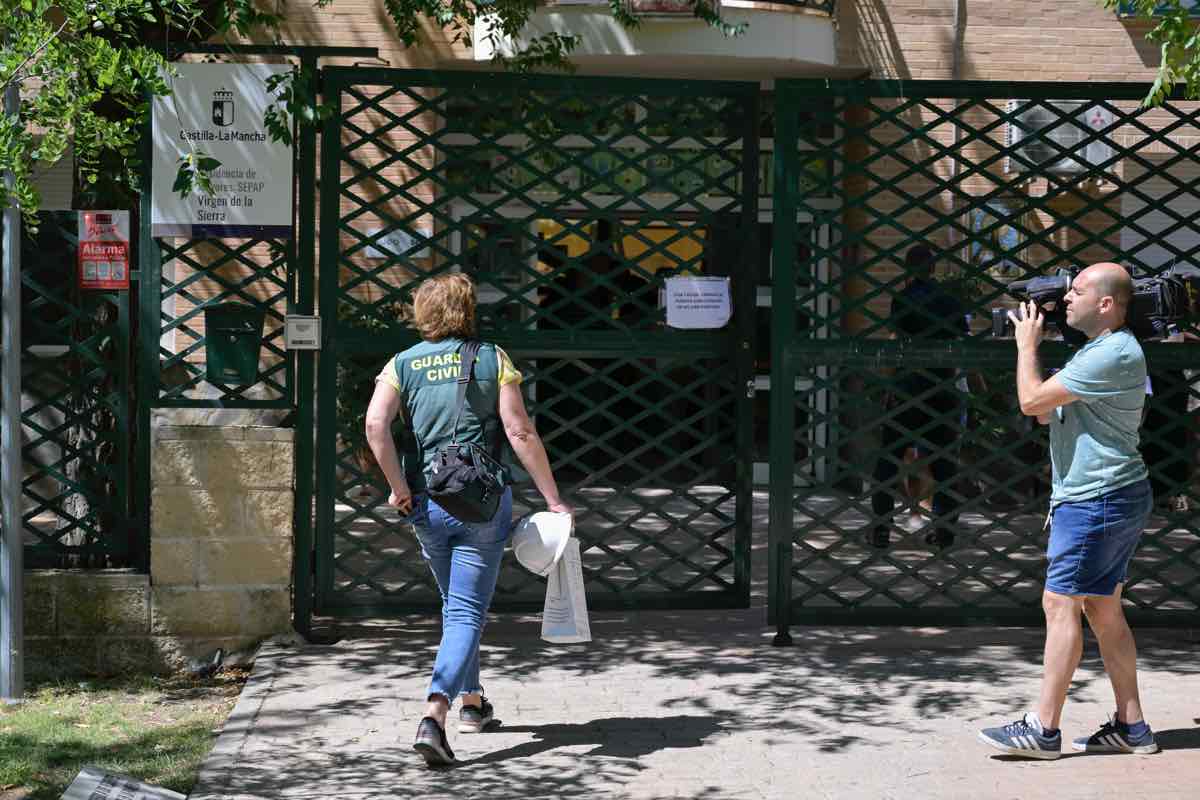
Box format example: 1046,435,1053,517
172,167,193,195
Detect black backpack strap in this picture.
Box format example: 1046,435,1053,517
449,339,482,444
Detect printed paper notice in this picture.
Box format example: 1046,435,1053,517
664,276,732,329
61,765,186,800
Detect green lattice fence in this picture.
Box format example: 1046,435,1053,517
770,80,1200,628
146,238,293,408
19,212,134,567
315,68,760,614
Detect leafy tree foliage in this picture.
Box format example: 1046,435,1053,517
1,0,168,223
0,0,740,221
1104,0,1200,105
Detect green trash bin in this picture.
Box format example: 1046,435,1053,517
204,302,266,385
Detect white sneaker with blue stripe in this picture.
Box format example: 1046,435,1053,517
1071,713,1159,754
978,712,1062,759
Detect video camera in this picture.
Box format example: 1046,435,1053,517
991,264,1200,345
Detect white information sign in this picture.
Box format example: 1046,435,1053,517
61,765,186,800
664,276,732,329
151,63,294,238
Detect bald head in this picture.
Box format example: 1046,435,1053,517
1065,262,1134,337
1083,262,1133,317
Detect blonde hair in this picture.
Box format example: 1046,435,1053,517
411,273,477,341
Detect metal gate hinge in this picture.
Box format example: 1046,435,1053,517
746,379,756,399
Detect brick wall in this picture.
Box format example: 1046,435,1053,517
837,0,1162,82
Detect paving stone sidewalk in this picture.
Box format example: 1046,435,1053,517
190,609,1200,800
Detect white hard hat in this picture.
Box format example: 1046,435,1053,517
511,512,573,576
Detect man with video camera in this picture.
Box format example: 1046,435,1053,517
978,262,1158,759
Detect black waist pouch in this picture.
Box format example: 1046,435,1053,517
427,442,505,523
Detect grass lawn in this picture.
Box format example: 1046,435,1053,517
0,668,248,800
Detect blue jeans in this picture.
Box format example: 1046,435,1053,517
408,487,513,705
1046,479,1152,596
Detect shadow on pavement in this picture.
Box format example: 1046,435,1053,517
469,714,731,763
1157,723,1200,751
315,614,1200,737
189,613,1200,799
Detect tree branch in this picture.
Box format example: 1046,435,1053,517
0,18,70,97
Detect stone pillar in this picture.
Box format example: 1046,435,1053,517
150,425,294,670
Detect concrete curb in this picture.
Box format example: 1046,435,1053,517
189,642,287,800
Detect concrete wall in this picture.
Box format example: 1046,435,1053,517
24,425,295,676
25,571,159,675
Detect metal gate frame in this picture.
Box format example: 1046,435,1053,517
769,79,1200,637
312,67,761,616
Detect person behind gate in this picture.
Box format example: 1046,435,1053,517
365,273,572,766
869,245,970,550
978,262,1158,759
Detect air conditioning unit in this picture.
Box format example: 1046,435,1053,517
1006,100,1115,174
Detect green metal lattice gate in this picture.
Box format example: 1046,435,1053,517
313,69,761,615
769,80,1200,630
20,213,135,568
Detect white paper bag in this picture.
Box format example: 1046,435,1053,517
541,537,591,644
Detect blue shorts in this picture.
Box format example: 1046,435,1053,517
1046,480,1152,597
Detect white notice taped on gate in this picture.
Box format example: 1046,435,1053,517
664,276,732,329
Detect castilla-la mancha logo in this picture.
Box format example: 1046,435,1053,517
212,87,235,127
